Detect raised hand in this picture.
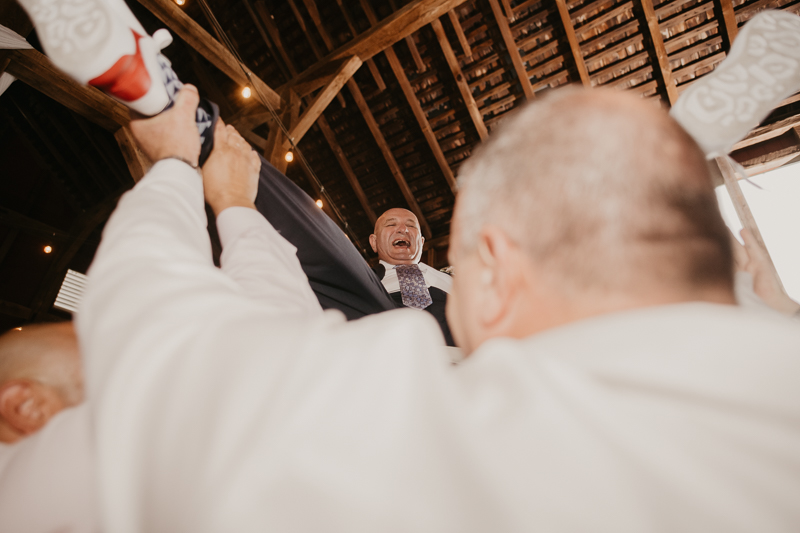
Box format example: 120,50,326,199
202,121,261,216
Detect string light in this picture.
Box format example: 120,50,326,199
315,199,323,209
175,0,185,5
43,245,52,254
284,151,294,163
242,86,251,98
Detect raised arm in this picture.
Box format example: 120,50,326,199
203,120,321,312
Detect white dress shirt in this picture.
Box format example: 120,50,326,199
75,159,800,532
379,259,452,295
0,405,97,533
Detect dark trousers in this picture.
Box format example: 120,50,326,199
253,157,396,320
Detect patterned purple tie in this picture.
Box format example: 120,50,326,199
395,264,433,310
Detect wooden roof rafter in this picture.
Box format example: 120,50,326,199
134,0,282,110
283,0,471,96
356,0,458,195
633,0,678,105
432,18,490,141
554,0,591,87
292,0,434,238
487,0,535,100
714,0,739,49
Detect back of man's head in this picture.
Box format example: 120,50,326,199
0,322,83,443
457,87,733,298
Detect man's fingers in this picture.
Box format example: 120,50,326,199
213,118,228,144
174,85,200,118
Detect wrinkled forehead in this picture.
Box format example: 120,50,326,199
375,209,419,232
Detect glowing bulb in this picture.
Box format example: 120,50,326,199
284,151,294,162
175,0,185,6
14,327,22,331
43,245,52,254
315,199,323,209
242,86,251,98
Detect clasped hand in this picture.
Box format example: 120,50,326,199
129,85,261,215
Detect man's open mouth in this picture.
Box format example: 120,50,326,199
392,239,410,248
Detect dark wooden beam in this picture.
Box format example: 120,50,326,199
251,2,376,231
115,126,152,183
554,0,591,87
284,0,469,94
134,0,282,110
265,90,300,174
0,300,32,321
347,79,433,239
487,0,534,100
447,10,472,59
316,117,377,225
714,0,738,50
634,0,678,105
432,18,489,141
358,0,456,194
5,49,128,131
283,56,362,150
384,47,457,195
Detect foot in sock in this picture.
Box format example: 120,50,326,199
671,10,800,158
16,0,218,165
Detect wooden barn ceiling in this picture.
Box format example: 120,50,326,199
1,0,800,330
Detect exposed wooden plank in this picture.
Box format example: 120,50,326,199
5,49,128,131
448,10,473,58
0,206,69,238
347,79,433,239
264,90,299,174
134,0,282,110
284,0,470,94
248,2,376,231
316,117,377,225
379,0,428,72
487,0,534,100
282,56,362,150
716,156,786,291
333,0,386,91
115,126,152,183
714,0,739,49
240,0,293,81
431,18,489,141
554,0,591,86
254,0,298,77
0,300,32,321
384,46,458,195
633,0,678,105
188,48,234,119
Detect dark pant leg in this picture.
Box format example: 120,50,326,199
253,156,396,320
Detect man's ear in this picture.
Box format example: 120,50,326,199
0,380,58,436
369,234,378,253
475,227,522,331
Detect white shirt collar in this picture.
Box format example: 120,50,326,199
380,260,426,272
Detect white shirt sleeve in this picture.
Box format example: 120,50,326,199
215,206,321,314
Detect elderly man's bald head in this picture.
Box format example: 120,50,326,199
447,88,734,354
0,322,83,443
455,87,732,294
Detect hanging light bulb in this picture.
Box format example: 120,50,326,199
175,0,185,6
43,245,52,254
315,199,323,209
285,151,294,163
242,86,251,98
